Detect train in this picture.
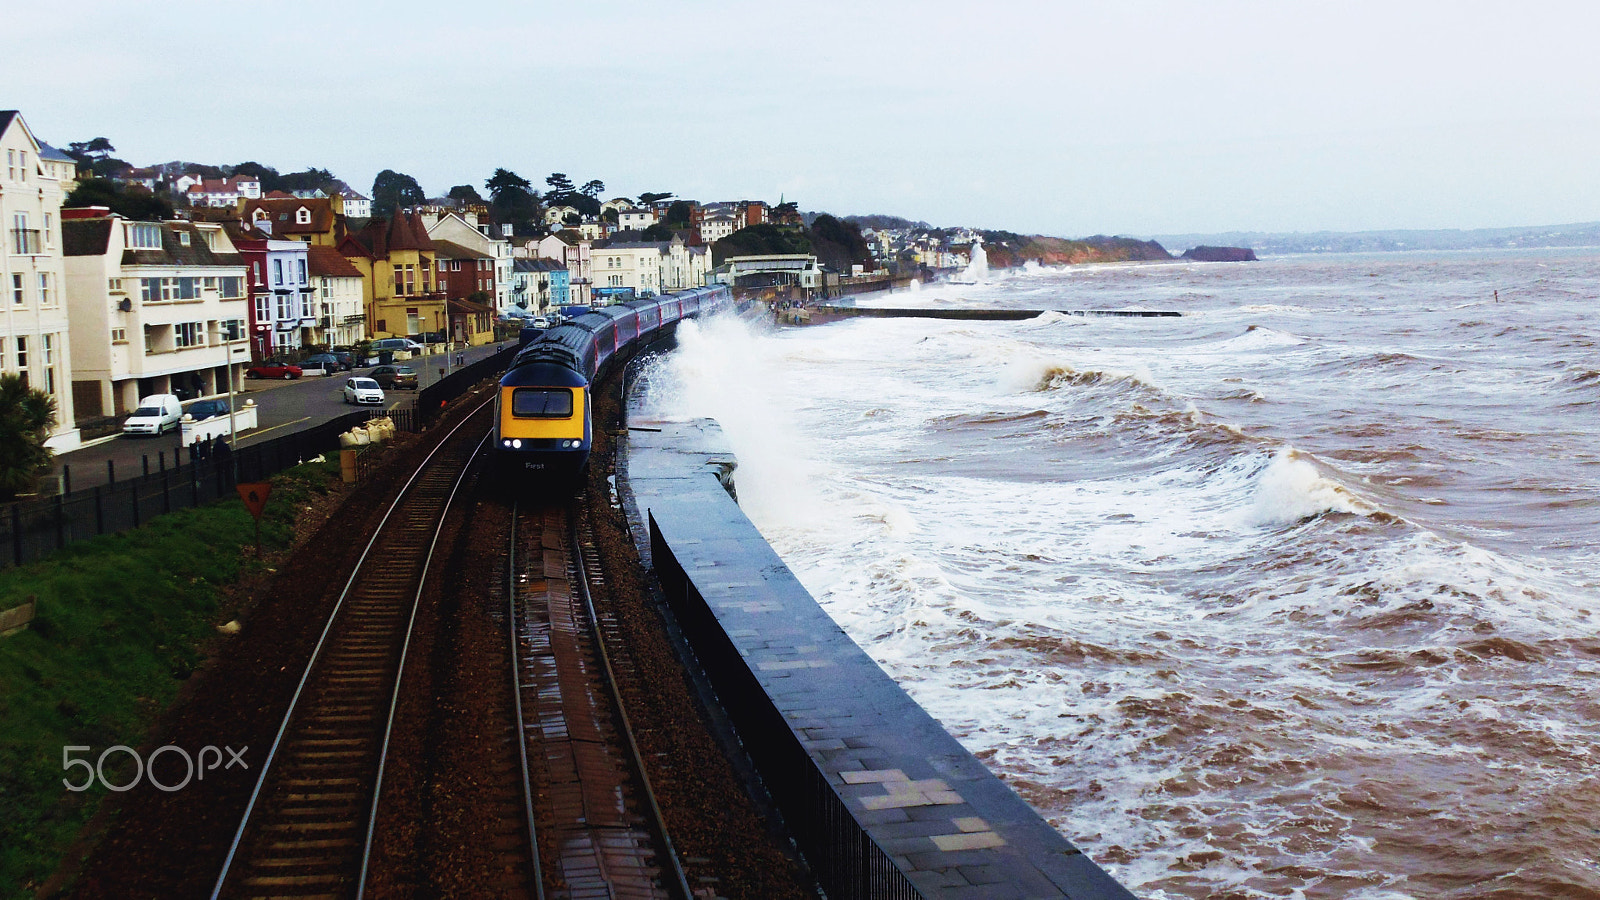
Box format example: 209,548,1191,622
494,284,734,484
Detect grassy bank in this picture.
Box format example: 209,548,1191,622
0,458,343,897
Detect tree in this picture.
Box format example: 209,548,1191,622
448,184,486,204
0,373,58,500
665,200,693,229
545,172,575,196
810,214,873,271
66,137,115,164
641,222,675,242
579,179,605,199
484,169,538,235
64,177,174,220
638,192,673,206
230,161,282,192
601,208,619,224
486,169,532,200
712,223,812,265
277,167,337,194
371,169,425,217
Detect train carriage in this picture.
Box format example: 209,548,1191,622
494,285,732,488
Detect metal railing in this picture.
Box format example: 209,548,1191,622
2,411,371,569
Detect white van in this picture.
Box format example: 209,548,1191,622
123,394,183,437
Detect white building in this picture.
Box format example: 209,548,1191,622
62,214,249,415
263,239,314,352
307,245,365,347
1,110,79,449
698,211,740,245
592,238,711,298
617,207,657,231
183,175,262,208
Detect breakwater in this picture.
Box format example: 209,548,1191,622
807,305,1181,323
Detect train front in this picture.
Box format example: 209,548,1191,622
495,360,592,486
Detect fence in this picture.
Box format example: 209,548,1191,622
3,348,517,570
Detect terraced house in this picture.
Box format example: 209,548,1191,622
62,211,249,414
0,110,79,449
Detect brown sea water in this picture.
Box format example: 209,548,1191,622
643,250,1600,898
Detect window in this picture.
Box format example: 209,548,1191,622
43,212,52,248
222,319,245,341
511,388,573,418
272,259,284,286
38,273,51,305
19,150,26,182
253,261,264,285
296,207,311,225
277,293,289,321
297,258,306,284
5,149,11,181
256,294,270,323
204,277,217,292
15,336,26,370
392,264,404,295
42,335,55,395
10,273,22,304
176,322,203,348
405,265,415,295
177,277,199,300
112,328,128,344
179,231,191,246
220,276,242,298
125,223,162,249
321,277,331,299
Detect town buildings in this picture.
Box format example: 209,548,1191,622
62,211,249,415
1,110,78,449
509,258,569,314
306,245,365,347
337,211,444,340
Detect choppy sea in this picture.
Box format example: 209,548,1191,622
639,250,1600,899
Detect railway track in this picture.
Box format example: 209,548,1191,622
210,398,500,900
510,501,692,900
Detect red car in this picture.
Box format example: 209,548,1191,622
245,360,303,380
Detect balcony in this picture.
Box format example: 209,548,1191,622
10,229,42,255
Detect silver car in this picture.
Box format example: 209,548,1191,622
342,377,385,405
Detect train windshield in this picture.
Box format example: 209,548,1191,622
511,388,574,417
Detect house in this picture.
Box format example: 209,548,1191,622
697,211,741,245
183,175,263,208
509,258,569,314
1,110,79,449
241,197,342,245
617,207,657,231
593,237,712,299
543,205,580,226
422,211,514,311
525,233,592,306
220,222,272,359
61,212,249,415
306,245,365,347
332,182,371,219
38,142,79,195
262,239,314,353
337,211,444,340
431,239,496,301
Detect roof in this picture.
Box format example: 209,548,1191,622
0,111,16,137
38,141,74,162
307,244,363,278
596,241,669,252
122,222,243,267
242,197,337,235
222,221,270,247
62,218,113,257
385,211,435,252
514,258,567,273
432,238,492,260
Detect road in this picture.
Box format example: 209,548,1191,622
49,342,511,493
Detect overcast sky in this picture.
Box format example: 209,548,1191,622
12,0,1600,237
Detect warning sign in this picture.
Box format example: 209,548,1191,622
237,483,271,519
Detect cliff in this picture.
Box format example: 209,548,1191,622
1181,245,1257,262
981,233,1174,268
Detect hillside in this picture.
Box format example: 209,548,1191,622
982,233,1173,267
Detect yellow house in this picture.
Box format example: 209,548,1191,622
338,211,445,339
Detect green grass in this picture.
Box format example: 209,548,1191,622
0,457,343,898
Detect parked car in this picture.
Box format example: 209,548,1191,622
122,394,183,436
246,360,303,379
330,350,355,370
532,316,550,329
184,398,231,421
342,377,385,405
370,338,423,354
369,365,418,390
300,353,351,373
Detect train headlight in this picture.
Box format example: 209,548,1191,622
512,439,522,449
